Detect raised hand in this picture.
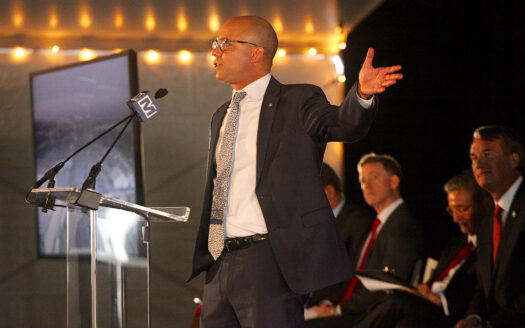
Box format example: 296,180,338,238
358,48,403,99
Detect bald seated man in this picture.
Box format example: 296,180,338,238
187,16,403,327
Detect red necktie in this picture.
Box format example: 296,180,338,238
493,205,503,263
340,218,381,303
432,241,473,284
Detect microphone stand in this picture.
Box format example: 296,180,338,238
26,113,135,210
76,115,134,210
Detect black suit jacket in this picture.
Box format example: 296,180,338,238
468,180,525,325
341,202,425,315
427,233,478,323
189,77,378,294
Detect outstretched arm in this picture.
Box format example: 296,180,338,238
358,48,403,100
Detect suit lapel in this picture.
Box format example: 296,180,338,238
256,77,280,186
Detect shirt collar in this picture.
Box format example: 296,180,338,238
496,175,523,213
468,234,477,247
377,198,404,224
231,73,271,102
333,197,346,218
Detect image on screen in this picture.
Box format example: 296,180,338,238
30,50,143,257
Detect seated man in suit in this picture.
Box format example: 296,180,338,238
321,163,375,267
354,170,492,328
456,126,525,328
306,153,425,327
305,163,374,319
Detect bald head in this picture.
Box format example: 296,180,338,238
223,16,278,68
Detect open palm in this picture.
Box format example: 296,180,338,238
358,48,403,99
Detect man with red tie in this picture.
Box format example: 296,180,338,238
352,170,492,327
305,153,424,327
456,126,525,328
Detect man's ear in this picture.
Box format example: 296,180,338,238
390,174,400,190
324,185,336,199
250,47,265,63
509,152,520,170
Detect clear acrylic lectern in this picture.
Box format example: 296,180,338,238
28,188,189,328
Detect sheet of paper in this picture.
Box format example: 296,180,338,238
356,274,410,291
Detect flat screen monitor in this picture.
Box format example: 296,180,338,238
30,50,143,257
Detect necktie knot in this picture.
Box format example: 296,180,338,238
232,91,247,108
372,217,381,232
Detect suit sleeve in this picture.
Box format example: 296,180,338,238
298,82,378,142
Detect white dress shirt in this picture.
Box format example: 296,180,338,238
495,175,523,227
219,74,271,238
333,197,346,218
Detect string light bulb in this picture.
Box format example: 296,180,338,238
177,12,188,32
178,50,192,63
80,10,92,28
12,47,27,60
114,11,123,28
146,12,156,31
80,49,94,61
209,13,220,32
145,50,160,63
49,13,58,28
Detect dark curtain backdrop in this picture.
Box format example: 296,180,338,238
341,0,524,258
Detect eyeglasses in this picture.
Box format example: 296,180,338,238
446,205,472,216
212,38,258,51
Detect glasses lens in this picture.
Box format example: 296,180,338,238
219,39,228,51
212,40,218,50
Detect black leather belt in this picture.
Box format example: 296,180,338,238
224,233,269,252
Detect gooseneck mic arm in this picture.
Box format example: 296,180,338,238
80,115,134,190
25,113,134,204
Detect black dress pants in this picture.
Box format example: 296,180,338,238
201,240,307,328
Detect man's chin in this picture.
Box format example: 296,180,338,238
475,177,491,191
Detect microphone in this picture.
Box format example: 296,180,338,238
155,88,168,99
127,88,168,122
31,162,65,190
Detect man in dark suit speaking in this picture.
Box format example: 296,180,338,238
187,15,403,327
